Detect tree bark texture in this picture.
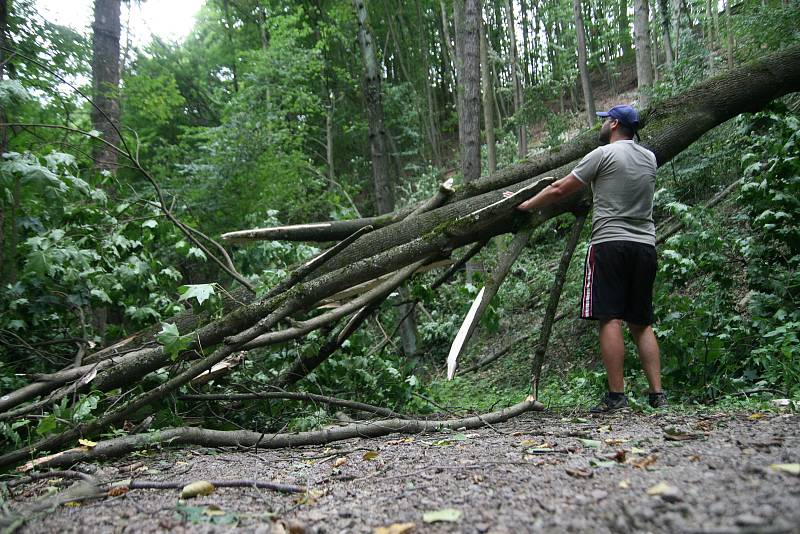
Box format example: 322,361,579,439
658,0,675,69
455,0,481,185
573,0,596,127
634,0,654,107
480,17,497,175
90,0,121,173
353,0,394,215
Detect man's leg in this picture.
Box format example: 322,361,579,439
627,322,662,393
599,319,625,392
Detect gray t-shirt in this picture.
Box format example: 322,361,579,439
572,140,657,246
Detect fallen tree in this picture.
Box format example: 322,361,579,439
1,44,799,471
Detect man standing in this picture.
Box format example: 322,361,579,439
505,105,667,412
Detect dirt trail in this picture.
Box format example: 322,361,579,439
6,411,800,533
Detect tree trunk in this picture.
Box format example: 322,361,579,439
504,0,527,158
480,17,496,175
520,0,531,86
0,0,8,282
455,0,481,185
91,0,121,174
574,0,596,127
618,0,634,63
658,0,674,69
353,0,394,215
724,0,734,68
634,0,654,107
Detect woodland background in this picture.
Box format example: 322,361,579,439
0,0,798,454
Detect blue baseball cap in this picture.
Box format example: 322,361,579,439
596,105,640,130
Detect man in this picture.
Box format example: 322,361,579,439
505,104,667,412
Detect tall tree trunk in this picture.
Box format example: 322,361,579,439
504,0,527,159
440,0,458,114
455,0,481,184
657,0,674,69
353,0,393,215
618,0,633,62
634,0,654,107
480,17,496,175
326,91,335,184
353,0,417,355
91,0,121,174
415,0,442,168
520,0,531,86
724,0,734,68
574,0,596,127
673,0,682,62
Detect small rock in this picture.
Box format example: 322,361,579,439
735,513,765,527
591,489,609,501
659,487,683,503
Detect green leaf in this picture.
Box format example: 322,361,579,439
422,508,462,523
90,288,112,303
141,219,158,229
579,439,602,449
36,415,57,436
178,284,216,306
157,322,191,360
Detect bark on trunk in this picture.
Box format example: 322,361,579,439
456,0,481,185
91,0,121,174
353,0,394,215
480,17,497,175
634,0,654,107
658,0,674,69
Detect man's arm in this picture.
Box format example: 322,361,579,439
503,173,586,212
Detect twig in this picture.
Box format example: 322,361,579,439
124,479,304,494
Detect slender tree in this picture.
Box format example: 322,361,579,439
504,0,527,158
658,0,674,69
352,0,393,215
480,15,496,175
634,0,654,107
91,0,122,174
573,0,596,127
724,0,734,68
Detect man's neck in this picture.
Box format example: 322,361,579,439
610,134,634,143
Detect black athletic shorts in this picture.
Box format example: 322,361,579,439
580,240,657,326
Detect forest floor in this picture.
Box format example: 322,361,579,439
6,409,799,533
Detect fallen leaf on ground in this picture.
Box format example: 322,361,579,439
618,479,631,489
579,438,602,449
181,481,215,499
204,505,226,517
78,439,97,448
631,455,658,469
333,457,347,468
605,438,630,445
612,450,627,463
770,463,800,475
646,481,676,496
374,522,415,534
565,468,594,478
688,455,701,462
363,451,379,461
748,413,766,420
630,447,647,455
452,433,468,441
422,508,462,523
107,486,129,497
589,459,617,468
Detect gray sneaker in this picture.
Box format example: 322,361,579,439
590,393,628,413
648,392,668,408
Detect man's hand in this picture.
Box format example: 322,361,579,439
503,190,531,212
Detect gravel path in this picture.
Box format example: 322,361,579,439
6,410,800,533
